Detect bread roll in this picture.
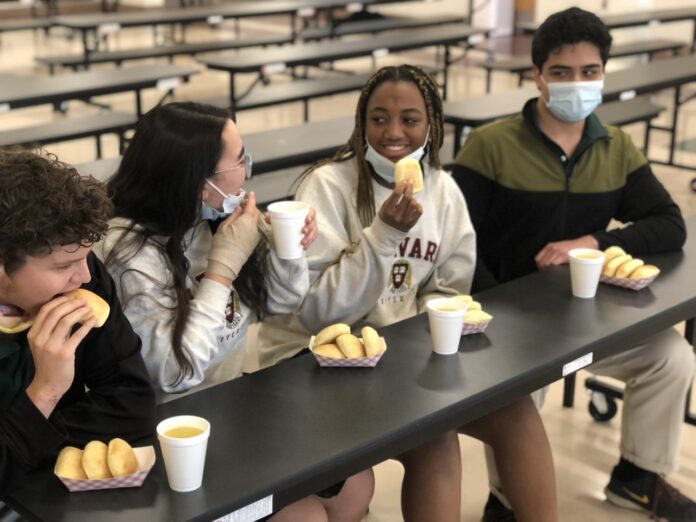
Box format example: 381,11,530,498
313,343,345,359
361,326,384,357
65,289,110,327
630,264,660,280
603,254,632,277
452,295,472,304
336,334,366,358
394,157,423,193
314,323,351,346
55,446,87,480
615,258,644,279
107,438,138,477
0,316,33,335
603,246,626,268
82,440,111,480
464,310,493,325
467,301,482,311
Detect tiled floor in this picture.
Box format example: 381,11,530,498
1,3,695,520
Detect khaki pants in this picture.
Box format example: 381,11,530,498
487,327,695,505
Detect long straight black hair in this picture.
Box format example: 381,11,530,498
105,102,268,386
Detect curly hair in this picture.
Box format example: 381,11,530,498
300,64,443,227
0,148,113,274
532,7,613,69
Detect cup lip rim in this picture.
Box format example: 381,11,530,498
568,248,605,263
157,415,210,443
267,201,309,217
426,297,468,316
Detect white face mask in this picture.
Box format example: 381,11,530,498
201,180,246,220
365,128,430,183
542,77,603,122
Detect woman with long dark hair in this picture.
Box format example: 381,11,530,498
95,102,374,521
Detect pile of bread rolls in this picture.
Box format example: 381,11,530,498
55,438,138,480
452,295,493,325
312,323,386,359
602,246,660,280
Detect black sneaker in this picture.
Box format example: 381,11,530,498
605,469,696,521
481,492,517,522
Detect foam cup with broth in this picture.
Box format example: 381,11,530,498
426,297,467,355
568,248,605,298
157,415,210,492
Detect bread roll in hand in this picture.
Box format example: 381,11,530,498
107,438,138,477
64,289,110,327
394,157,423,193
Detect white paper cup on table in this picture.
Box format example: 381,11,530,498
267,201,309,260
156,415,210,492
568,248,605,299
426,297,467,355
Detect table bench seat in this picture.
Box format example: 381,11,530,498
298,15,466,40
478,39,685,92
0,112,137,158
35,34,293,74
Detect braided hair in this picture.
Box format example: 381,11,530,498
302,64,443,227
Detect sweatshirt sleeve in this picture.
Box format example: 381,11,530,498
417,174,477,309
593,162,686,254
292,166,409,333
0,393,66,496
263,246,310,315
109,242,243,394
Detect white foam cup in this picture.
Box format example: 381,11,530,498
267,201,310,260
426,297,468,355
156,415,210,492
568,248,605,298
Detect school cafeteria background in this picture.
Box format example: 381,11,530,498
1,0,695,520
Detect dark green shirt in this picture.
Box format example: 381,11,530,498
452,98,685,286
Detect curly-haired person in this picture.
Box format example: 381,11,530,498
0,149,155,496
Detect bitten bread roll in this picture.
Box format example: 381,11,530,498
65,289,110,327
615,258,644,279
107,438,138,477
55,446,87,480
630,264,660,280
82,440,111,480
336,334,366,358
603,246,626,268
361,326,384,357
603,254,632,277
0,315,33,335
314,343,345,359
464,310,493,325
394,157,424,193
314,323,351,346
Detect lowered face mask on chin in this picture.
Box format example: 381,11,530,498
542,77,604,122
201,179,246,221
365,128,430,183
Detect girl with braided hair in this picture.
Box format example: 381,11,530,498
258,65,558,521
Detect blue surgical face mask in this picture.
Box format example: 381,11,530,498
365,128,430,183
542,77,603,122
201,180,246,221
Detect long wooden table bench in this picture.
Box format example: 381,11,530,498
478,38,686,92
0,112,137,158
298,14,466,40
35,34,293,74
